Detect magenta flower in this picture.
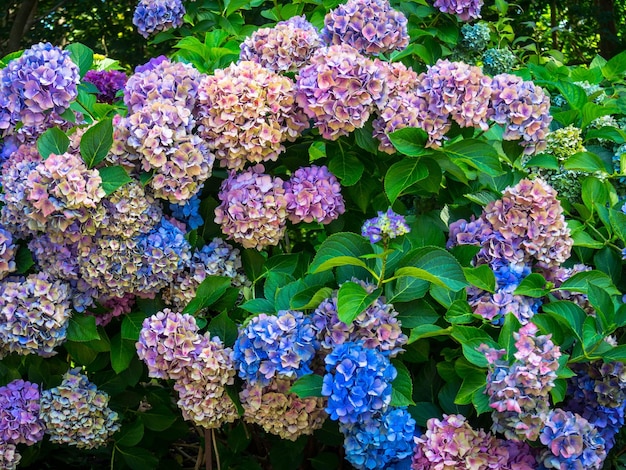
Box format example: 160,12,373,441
284,165,345,224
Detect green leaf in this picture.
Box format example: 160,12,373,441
582,102,620,129
387,276,430,303
455,372,486,405
66,43,94,77
542,301,586,341
498,313,522,358
602,345,626,361
451,326,499,368
117,447,159,470
582,176,610,211
140,405,177,431
384,158,429,204
240,298,275,314
463,265,495,293
182,275,232,315
66,314,100,342
445,299,475,325
395,246,468,291
523,153,559,169
328,152,364,186
208,311,238,347
308,233,373,274
80,118,113,168
115,420,144,447
388,127,428,156
571,228,604,248
309,141,326,162
310,256,370,273
15,245,34,274
390,360,414,406
264,253,300,275
587,283,614,332
440,139,503,176
555,81,587,110
289,374,323,398
121,311,148,341
602,49,626,80
558,270,621,296
408,324,448,344
64,341,98,366
336,282,381,324
513,273,550,297
585,126,626,144
290,287,334,310
609,208,626,242
37,127,69,159
550,378,567,404
98,165,132,196
564,152,610,173
110,334,136,374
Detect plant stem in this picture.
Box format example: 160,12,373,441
205,428,212,470
212,429,221,470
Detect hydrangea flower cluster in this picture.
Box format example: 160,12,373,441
133,0,185,38
89,293,136,326
0,272,72,358
491,73,553,154
321,0,409,55
239,16,322,73
83,70,127,103
284,165,345,224
214,165,288,250
341,407,416,470
481,323,561,441
311,284,407,355
460,23,491,52
544,124,586,161
240,378,327,440
170,192,203,230
433,0,484,21
482,48,517,75
412,414,536,469
538,409,606,469
361,208,410,243
0,42,79,140
295,44,386,140
0,380,44,446
39,368,120,449
322,341,396,424
197,61,308,171
233,310,319,385
0,225,16,280
0,444,20,470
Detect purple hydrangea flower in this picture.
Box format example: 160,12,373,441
88,293,136,327
433,0,483,21
0,380,44,446
214,164,288,250
233,310,319,385
83,69,127,103
295,44,386,140
321,0,409,55
340,407,416,470
284,165,345,224
0,225,16,280
133,0,185,38
322,341,396,424
134,55,169,74
39,368,120,449
361,208,410,243
240,377,327,440
239,15,323,73
197,61,308,171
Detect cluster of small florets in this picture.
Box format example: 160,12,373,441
284,165,346,224
411,414,536,469
460,23,491,52
0,272,72,358
170,192,203,230
0,225,16,280
88,293,136,326
0,444,21,470
0,42,79,140
311,285,407,355
491,73,553,154
163,237,249,309
482,48,516,75
296,44,386,140
433,0,484,21
214,165,288,250
321,0,409,55
538,408,606,469
239,16,322,73
28,234,91,283
133,0,185,38
240,377,327,440
341,407,416,470
361,208,410,244
39,369,119,449
83,69,127,103
574,80,606,103
545,125,586,161
233,310,319,385
197,61,308,171
481,323,561,441
322,341,396,424
0,380,45,446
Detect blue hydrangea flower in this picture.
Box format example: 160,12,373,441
170,191,203,229
233,310,319,385
133,0,185,38
322,341,396,424
361,208,410,243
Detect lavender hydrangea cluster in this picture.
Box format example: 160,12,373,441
361,208,410,244
341,407,416,470
39,368,120,449
538,409,606,469
433,0,484,21
321,0,409,55
239,15,322,73
0,42,79,141
88,293,136,326
233,310,319,385
214,165,288,250
0,272,72,358
412,414,536,469
284,165,345,224
295,44,386,140
83,70,127,103
197,61,308,171
240,377,327,440
322,341,396,424
0,225,16,280
481,323,561,441
0,380,44,446
133,0,185,38
491,73,552,154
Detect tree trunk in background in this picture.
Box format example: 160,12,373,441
595,0,620,58
5,0,38,55
550,0,558,51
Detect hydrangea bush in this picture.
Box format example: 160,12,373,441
3,0,626,468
